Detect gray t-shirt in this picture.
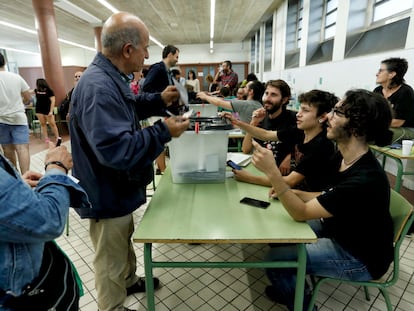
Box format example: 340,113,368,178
230,99,262,123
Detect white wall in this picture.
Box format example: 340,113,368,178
148,42,249,66
263,48,414,99
8,41,249,69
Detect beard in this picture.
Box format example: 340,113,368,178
264,101,283,114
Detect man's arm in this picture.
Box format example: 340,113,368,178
232,118,278,141
22,90,32,105
197,92,232,110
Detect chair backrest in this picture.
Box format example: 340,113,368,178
390,189,414,244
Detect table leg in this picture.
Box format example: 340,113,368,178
295,243,307,311
143,243,155,311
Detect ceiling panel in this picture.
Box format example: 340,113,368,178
0,0,282,53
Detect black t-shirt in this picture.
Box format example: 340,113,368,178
317,151,394,279
277,128,335,191
373,84,414,127
35,88,54,115
256,108,297,165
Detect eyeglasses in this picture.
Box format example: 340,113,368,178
331,108,346,117
377,68,388,73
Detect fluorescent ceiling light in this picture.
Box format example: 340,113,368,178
95,0,119,14
93,0,164,48
210,0,215,51
0,46,40,55
210,0,215,39
54,0,101,24
0,20,95,51
58,38,96,51
0,21,37,35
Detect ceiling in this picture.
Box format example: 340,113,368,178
0,0,282,53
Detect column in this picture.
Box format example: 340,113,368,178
32,0,66,106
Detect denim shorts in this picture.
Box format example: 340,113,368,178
0,123,29,144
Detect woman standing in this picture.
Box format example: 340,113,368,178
373,57,414,143
186,70,200,92
34,78,59,143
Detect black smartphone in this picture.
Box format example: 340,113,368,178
240,197,270,209
389,143,402,149
227,160,242,170
56,137,62,147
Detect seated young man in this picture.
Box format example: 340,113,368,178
227,89,338,192
252,89,394,311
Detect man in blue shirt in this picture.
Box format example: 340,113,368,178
69,12,189,311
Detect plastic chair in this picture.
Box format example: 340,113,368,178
308,189,414,311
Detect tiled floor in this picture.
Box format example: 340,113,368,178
29,141,414,311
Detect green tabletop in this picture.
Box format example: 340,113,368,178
134,166,316,244
134,165,316,311
370,144,414,159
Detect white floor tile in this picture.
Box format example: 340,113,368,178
28,146,414,311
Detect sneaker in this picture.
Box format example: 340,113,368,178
126,277,160,296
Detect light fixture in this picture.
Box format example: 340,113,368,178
210,0,215,52
0,46,40,55
0,21,37,35
58,38,96,51
95,0,119,14
0,20,95,51
54,0,101,24
94,0,164,48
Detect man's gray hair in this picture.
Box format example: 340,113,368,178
102,26,141,55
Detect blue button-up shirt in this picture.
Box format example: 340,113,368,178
0,155,90,299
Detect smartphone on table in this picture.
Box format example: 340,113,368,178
240,197,270,209
227,160,242,170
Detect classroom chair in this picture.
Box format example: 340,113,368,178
308,189,414,311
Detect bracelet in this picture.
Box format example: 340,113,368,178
44,161,69,174
277,186,291,197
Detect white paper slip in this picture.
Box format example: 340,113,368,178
226,152,252,167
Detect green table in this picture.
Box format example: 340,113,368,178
370,144,414,192
133,166,317,311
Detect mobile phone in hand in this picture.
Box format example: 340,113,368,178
56,137,62,147
240,197,270,209
227,160,242,170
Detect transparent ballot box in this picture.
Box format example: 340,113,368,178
169,117,231,183
189,104,218,117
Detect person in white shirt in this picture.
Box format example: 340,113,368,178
186,70,200,92
0,52,32,173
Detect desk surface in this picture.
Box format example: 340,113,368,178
370,144,414,159
134,166,316,244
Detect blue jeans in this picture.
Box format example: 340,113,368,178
265,219,373,311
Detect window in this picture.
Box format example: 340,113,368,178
285,0,303,68
264,18,273,71
250,36,256,73
373,0,411,22
345,0,411,58
324,0,338,40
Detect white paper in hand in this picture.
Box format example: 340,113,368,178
173,79,189,107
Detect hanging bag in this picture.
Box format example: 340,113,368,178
2,241,82,311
